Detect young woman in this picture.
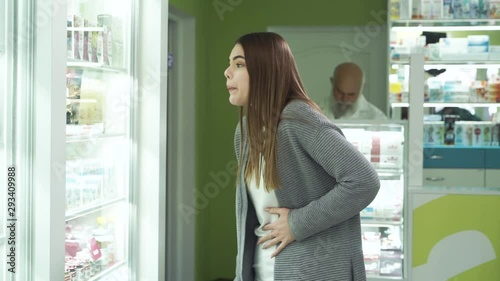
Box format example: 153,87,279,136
224,32,380,281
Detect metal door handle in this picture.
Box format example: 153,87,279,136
430,155,444,160
425,177,445,181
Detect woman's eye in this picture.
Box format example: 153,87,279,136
236,63,245,68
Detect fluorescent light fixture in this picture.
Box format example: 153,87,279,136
392,25,500,31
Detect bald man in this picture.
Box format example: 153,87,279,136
328,62,387,120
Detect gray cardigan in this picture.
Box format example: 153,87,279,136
233,100,380,281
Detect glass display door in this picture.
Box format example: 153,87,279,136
64,0,133,280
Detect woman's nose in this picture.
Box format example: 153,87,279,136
224,67,231,79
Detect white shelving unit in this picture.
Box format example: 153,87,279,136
388,1,500,280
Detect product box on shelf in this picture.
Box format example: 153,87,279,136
444,115,460,145
486,81,500,102
454,121,474,146
453,0,472,19
422,0,442,19
82,18,90,62
490,0,500,18
412,0,424,18
379,249,403,277
97,14,113,66
424,121,444,146
79,71,105,125
442,0,454,18
363,231,382,275
73,15,84,60
66,68,82,125
476,0,491,19
65,214,120,280
467,35,490,54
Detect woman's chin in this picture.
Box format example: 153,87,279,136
229,97,245,107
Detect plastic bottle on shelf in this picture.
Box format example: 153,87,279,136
92,216,108,273
97,15,113,66
107,215,116,265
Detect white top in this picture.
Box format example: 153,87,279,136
247,167,279,281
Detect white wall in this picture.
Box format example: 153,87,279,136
269,26,388,115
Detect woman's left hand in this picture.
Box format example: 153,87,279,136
257,207,295,258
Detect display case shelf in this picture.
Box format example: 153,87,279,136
66,133,126,144
66,197,126,221
87,260,126,281
67,60,127,73
361,219,403,227
67,27,105,32
391,19,500,30
367,276,405,281
424,145,500,150
391,102,500,107
391,60,500,67
375,168,404,179
392,19,500,25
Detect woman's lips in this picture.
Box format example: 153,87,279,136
227,87,237,93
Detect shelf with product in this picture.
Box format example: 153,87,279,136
65,204,128,281
336,121,408,279
65,143,129,215
65,0,132,280
388,1,500,154
388,1,500,279
68,61,127,74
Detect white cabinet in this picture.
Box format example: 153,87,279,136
423,168,485,187
486,170,500,188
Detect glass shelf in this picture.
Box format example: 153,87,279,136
87,260,126,281
66,133,125,144
367,275,405,280
361,219,403,227
67,27,105,32
424,145,500,149
391,60,500,67
376,168,404,180
391,102,500,107
391,19,500,29
65,197,126,221
67,60,127,73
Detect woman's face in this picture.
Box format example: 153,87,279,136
224,44,249,106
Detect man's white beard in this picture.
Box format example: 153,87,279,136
330,95,359,119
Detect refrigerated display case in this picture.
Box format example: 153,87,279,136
64,0,133,280
336,121,408,280
1,0,168,279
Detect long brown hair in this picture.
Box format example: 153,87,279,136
235,32,321,191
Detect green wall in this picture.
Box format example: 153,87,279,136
170,1,387,280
